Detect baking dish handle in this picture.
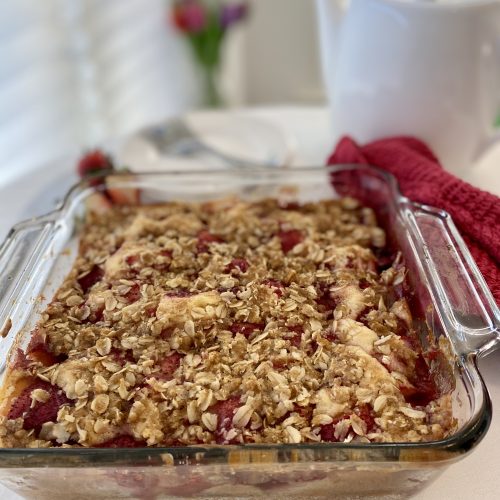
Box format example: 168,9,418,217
403,202,500,357
0,219,56,349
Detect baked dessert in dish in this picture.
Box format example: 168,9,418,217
0,196,454,448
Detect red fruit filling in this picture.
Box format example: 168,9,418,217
278,229,303,254
263,279,285,297
210,396,241,443
125,283,141,303
287,325,303,348
197,230,224,253
78,265,104,294
11,349,30,370
110,348,135,365
26,330,67,366
97,435,147,448
319,415,350,442
400,354,437,407
158,352,183,380
225,258,249,274
229,322,265,338
8,380,71,433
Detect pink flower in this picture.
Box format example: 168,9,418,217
220,2,248,29
172,0,207,33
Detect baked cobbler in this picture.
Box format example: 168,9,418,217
0,196,454,448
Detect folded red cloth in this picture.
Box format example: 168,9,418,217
327,136,500,306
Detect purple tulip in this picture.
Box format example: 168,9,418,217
220,2,248,29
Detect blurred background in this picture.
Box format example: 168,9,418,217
0,0,324,185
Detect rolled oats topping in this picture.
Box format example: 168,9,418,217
0,197,455,448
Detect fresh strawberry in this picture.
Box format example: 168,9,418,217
197,230,224,253
229,322,264,338
77,265,104,294
97,435,147,448
158,352,183,380
225,258,249,273
263,279,285,297
278,229,303,254
77,150,113,184
8,380,71,432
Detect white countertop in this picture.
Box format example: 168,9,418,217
0,106,498,499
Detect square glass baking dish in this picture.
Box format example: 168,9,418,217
0,165,498,499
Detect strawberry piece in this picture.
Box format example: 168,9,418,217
26,330,66,366
125,283,141,303
97,435,147,448
279,201,301,210
229,322,264,338
125,255,139,266
287,325,303,348
210,396,241,442
320,415,349,442
110,348,135,365
263,279,285,297
77,150,113,185
78,265,104,294
11,348,30,370
355,404,376,433
278,229,303,254
8,380,71,433
225,258,249,274
159,352,182,380
401,354,437,407
197,230,223,253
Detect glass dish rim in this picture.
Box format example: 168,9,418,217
0,164,496,465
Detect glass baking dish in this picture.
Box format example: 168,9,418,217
0,165,498,499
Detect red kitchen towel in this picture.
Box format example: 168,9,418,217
327,136,500,306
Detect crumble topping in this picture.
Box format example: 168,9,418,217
0,197,454,448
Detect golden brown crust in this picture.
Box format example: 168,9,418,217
0,197,454,448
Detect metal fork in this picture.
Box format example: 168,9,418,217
139,118,270,169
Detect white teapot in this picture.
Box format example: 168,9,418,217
316,0,500,174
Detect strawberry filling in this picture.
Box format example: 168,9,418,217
225,258,249,274
97,435,147,448
229,322,265,338
197,230,224,253
158,352,183,380
263,279,285,297
278,229,303,254
78,265,104,294
210,396,241,443
8,380,72,433
124,283,141,303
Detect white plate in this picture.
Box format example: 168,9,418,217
118,110,295,171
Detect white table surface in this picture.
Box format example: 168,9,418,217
0,106,498,499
